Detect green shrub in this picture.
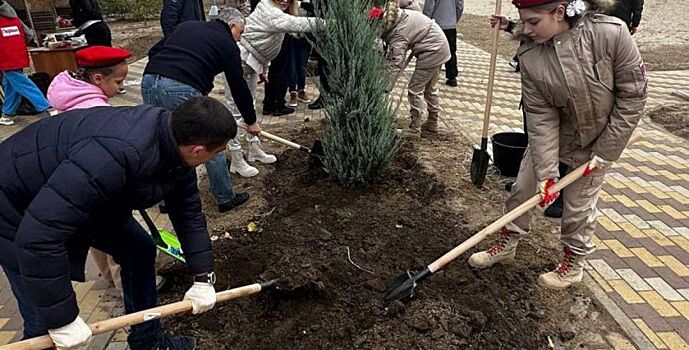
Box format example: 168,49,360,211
310,0,401,188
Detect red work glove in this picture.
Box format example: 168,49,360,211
538,179,560,208
583,155,612,177
630,26,637,35
368,7,384,20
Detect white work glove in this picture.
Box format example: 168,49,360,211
48,316,92,350
583,155,612,177
183,282,216,314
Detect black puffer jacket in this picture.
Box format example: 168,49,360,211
0,105,213,329
608,0,643,29
160,0,205,36
69,0,104,28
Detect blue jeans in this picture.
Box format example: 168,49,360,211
141,74,236,205
288,36,312,92
2,266,44,339
0,217,159,348
1,70,50,116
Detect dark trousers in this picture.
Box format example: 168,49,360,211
0,217,159,349
288,36,312,92
263,35,294,110
83,21,112,47
92,217,160,349
443,28,458,81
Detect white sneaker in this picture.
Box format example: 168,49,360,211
247,141,277,164
0,117,14,126
230,150,259,177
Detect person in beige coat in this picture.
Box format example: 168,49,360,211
372,1,450,134
468,0,647,289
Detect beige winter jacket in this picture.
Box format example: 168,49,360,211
383,9,450,76
399,0,421,11
518,13,647,181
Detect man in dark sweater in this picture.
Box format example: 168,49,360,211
68,0,111,46
0,97,232,350
608,0,644,34
143,8,257,213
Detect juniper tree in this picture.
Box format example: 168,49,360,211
310,0,401,188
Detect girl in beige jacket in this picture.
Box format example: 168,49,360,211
468,0,647,289
372,1,450,135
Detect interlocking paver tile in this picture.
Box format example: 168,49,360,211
645,278,686,301
656,332,689,350
633,319,668,349
589,259,622,280
609,280,645,304
631,247,666,268
645,230,676,247
657,256,689,277
0,331,17,345
639,291,681,317
617,269,654,292
604,239,635,258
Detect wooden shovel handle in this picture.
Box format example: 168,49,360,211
428,132,642,273
481,0,503,139
0,283,264,350
237,124,304,150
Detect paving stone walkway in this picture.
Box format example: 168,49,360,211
1,39,688,349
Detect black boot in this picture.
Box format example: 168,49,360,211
272,105,295,116
544,192,564,218
218,192,250,213
307,96,324,110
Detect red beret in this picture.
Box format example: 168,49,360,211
75,46,132,68
368,7,384,20
512,0,558,9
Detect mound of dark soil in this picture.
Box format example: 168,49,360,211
157,125,623,349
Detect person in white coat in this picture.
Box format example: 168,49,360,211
224,0,323,178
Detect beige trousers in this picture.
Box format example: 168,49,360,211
91,248,122,291
505,146,608,256
407,65,441,126
223,61,261,151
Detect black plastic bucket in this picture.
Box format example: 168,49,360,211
491,132,528,177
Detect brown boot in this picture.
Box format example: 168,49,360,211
421,113,438,133
409,111,422,132
468,227,520,269
538,247,585,289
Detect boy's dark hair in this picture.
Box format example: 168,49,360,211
171,96,237,149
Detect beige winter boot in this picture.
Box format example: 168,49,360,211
229,149,259,177
538,247,585,289
468,227,520,269
421,113,438,133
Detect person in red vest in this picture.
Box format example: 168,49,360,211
0,0,52,126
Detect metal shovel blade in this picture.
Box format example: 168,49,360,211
470,138,489,189
383,268,431,304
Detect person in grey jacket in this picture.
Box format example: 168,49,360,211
223,0,323,178
423,0,463,86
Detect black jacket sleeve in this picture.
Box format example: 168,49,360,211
161,0,184,36
630,0,643,28
14,138,140,329
164,169,214,274
224,43,257,125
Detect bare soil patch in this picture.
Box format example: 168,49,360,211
109,20,163,62
648,102,689,141
155,122,628,349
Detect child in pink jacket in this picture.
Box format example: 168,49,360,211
47,45,131,291
48,45,131,113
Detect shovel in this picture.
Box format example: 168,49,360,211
0,280,279,350
140,209,185,263
238,124,324,168
470,0,503,189
385,133,641,304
